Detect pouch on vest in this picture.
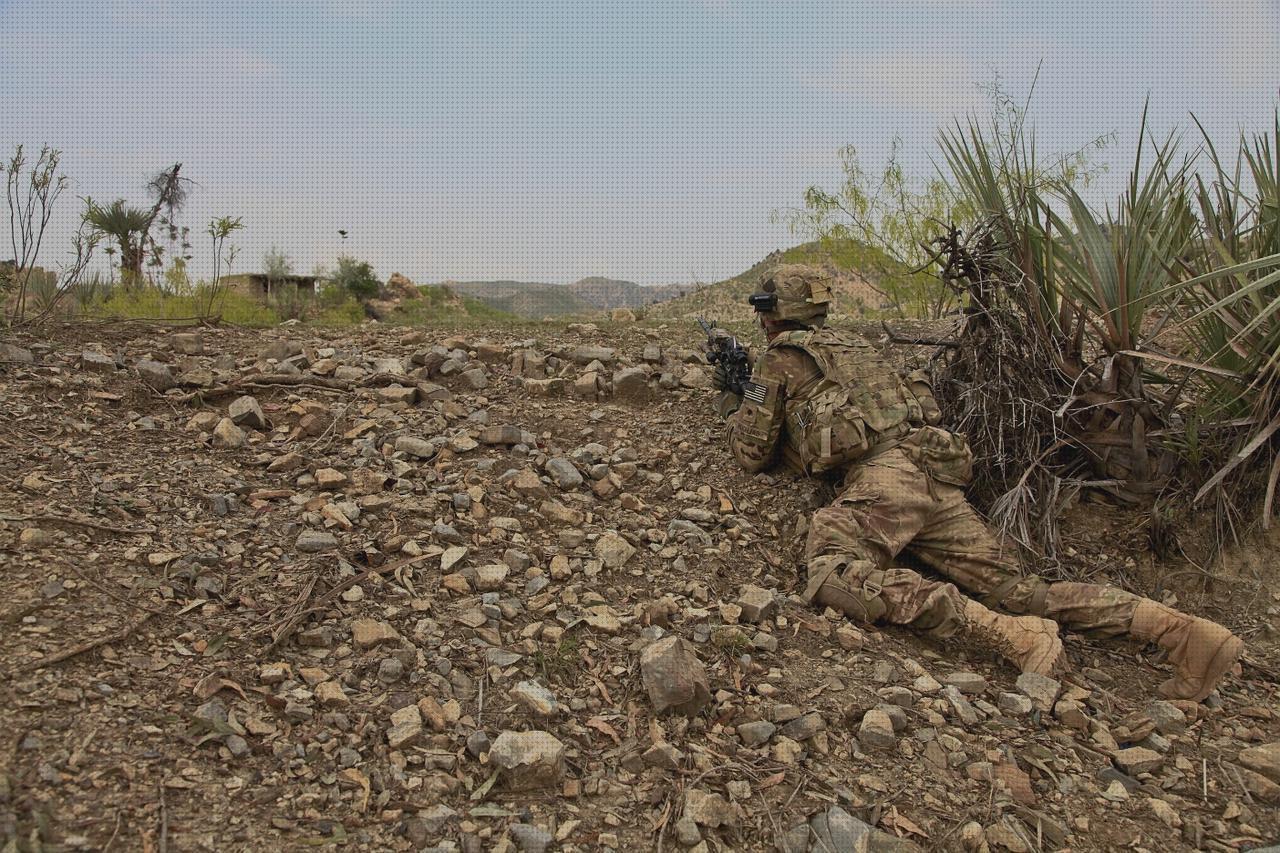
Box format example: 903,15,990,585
774,329,922,476
900,425,974,486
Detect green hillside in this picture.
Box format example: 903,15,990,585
385,284,520,326
648,238,905,326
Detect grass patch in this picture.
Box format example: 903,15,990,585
310,297,366,326
88,287,281,327
533,636,581,687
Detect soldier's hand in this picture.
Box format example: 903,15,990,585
715,390,742,420
711,362,731,391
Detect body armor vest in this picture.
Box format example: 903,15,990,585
770,328,926,474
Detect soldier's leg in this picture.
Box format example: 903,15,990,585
907,485,1242,700
801,452,1062,673
803,450,958,636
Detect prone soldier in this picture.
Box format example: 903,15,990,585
715,264,1243,701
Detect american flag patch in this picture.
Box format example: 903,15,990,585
743,381,767,404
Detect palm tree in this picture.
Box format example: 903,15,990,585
86,199,151,288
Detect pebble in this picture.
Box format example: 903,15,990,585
510,680,560,716
508,824,553,853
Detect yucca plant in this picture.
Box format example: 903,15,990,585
1175,114,1280,527
1040,119,1199,496
930,112,1089,550
931,105,1212,553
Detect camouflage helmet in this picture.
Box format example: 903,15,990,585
751,264,832,324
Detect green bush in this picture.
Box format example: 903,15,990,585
312,297,366,326
331,256,379,301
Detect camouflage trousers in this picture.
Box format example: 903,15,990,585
802,448,1141,640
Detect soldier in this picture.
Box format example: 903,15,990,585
714,264,1243,701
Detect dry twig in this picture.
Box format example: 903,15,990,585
5,611,156,678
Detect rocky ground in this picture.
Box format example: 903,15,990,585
0,319,1277,853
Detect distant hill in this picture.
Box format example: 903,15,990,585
437,277,696,318
567,277,694,310
646,239,899,328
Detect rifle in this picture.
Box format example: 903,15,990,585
697,317,752,396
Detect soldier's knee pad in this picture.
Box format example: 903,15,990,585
803,556,888,625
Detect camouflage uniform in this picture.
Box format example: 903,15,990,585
728,331,1191,650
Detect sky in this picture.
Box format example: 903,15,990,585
2,0,1278,286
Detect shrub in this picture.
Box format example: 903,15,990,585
331,256,380,301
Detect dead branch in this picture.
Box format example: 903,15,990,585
0,513,155,535
261,554,429,652
5,611,156,678
879,321,960,348
172,371,415,403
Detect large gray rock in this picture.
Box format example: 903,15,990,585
489,730,565,790
0,342,35,364
611,366,650,402
778,806,921,853
135,359,175,391
386,704,423,749
544,457,582,490
1015,672,1060,712
1239,742,1280,783
296,529,338,553
858,709,897,751
736,584,777,622
228,395,268,430
1113,746,1163,775
640,637,710,715
594,531,635,568
80,350,117,373
737,720,776,747
395,435,437,459
479,424,535,446
570,345,616,365
683,789,732,828
212,418,246,448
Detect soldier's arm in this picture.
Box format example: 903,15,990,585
726,351,787,473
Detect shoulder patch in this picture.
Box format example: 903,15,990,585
742,380,768,404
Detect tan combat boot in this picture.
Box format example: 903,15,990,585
1129,600,1243,702
962,599,1064,676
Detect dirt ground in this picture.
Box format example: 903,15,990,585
0,319,1277,852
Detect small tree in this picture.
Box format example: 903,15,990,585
332,255,379,301
86,199,151,288
5,145,69,322
200,215,244,319
263,246,293,294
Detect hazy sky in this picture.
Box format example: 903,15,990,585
2,0,1278,285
